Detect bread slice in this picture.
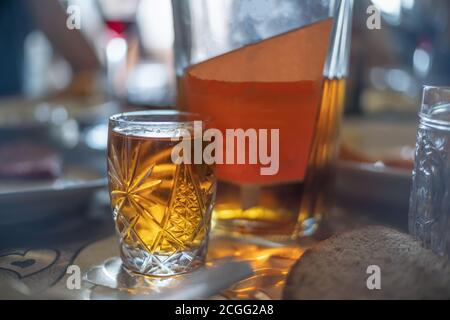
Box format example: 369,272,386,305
283,226,450,299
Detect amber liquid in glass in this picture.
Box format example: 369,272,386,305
179,19,345,238
107,128,215,273
209,78,345,237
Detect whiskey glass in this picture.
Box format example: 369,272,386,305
409,86,450,256
108,110,216,276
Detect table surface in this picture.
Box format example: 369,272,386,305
0,194,408,300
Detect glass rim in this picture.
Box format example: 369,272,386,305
423,85,450,92
420,86,450,129
109,109,211,126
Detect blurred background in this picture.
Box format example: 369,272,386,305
0,0,450,243
1,0,450,300
2,0,449,111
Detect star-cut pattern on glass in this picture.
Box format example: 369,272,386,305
108,139,163,250
107,135,215,274
159,163,210,253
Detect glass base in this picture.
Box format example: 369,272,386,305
84,257,183,298
120,241,208,276
212,180,324,241
213,215,320,243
